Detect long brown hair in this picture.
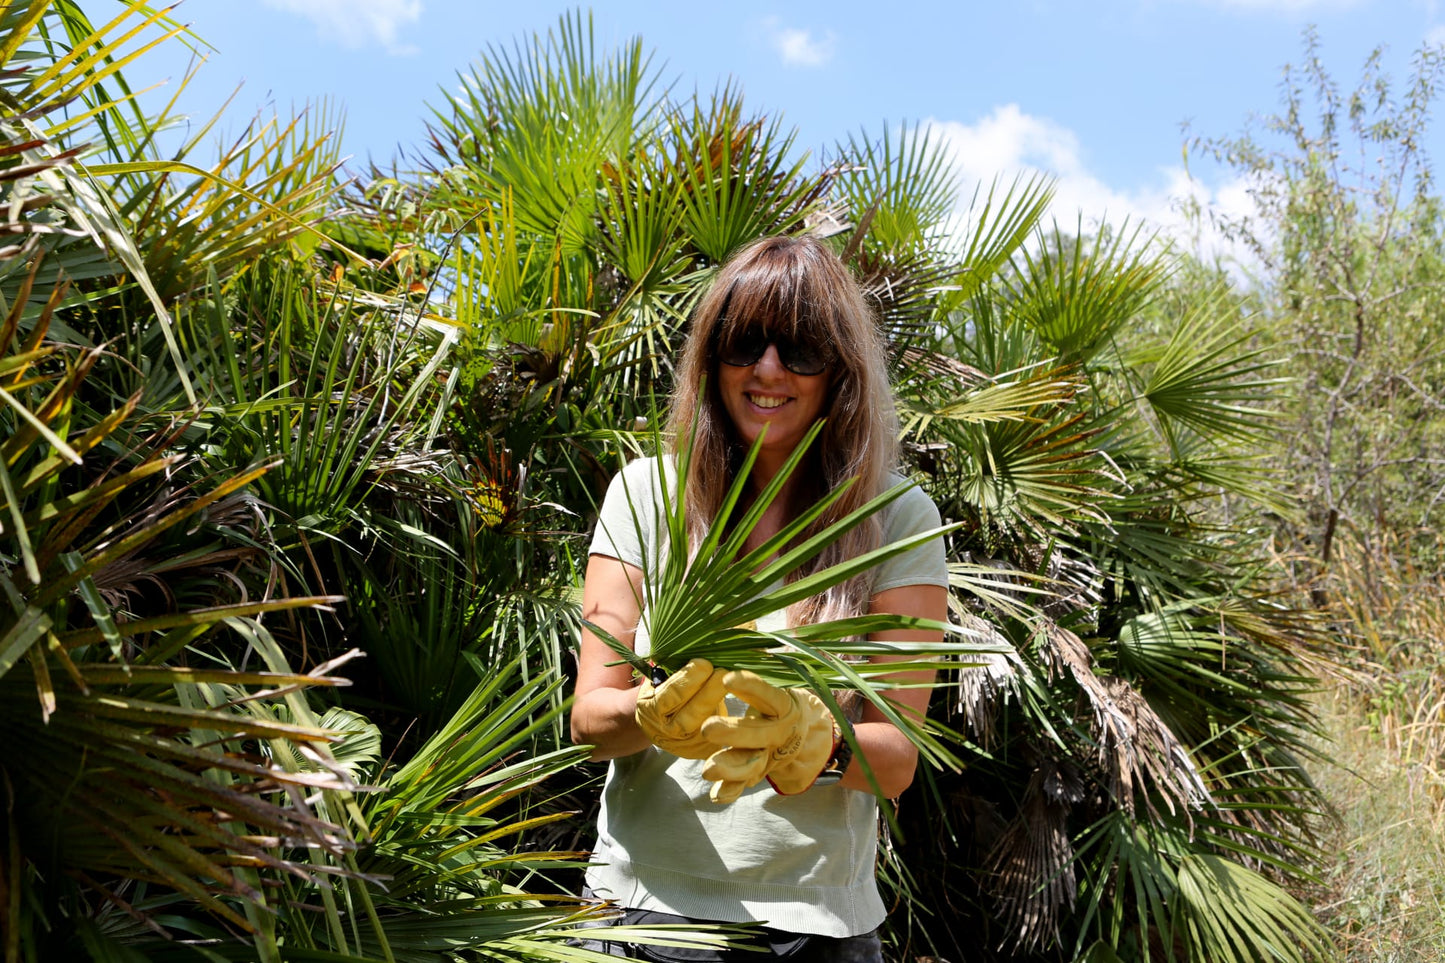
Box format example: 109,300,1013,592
667,234,899,625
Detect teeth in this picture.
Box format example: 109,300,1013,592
749,394,787,409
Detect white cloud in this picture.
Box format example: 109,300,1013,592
762,18,837,68
1427,23,1445,49
926,105,1261,269
261,0,423,55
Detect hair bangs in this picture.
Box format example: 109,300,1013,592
712,251,845,348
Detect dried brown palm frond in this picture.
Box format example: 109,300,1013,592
1039,620,1211,823
896,343,990,387
946,612,1021,748
856,245,959,340
985,757,1084,953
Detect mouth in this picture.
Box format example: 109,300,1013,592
746,393,789,410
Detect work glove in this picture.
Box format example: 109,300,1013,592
699,670,837,803
634,658,730,759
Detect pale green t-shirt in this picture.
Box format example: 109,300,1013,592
584,456,948,937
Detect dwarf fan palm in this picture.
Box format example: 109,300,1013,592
0,253,358,958
1,8,626,961
884,213,1326,961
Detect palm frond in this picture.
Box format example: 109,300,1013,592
1134,298,1284,448
1171,853,1331,963
1008,219,1169,365
943,172,1055,309
667,83,827,262
836,121,958,259
426,9,662,253
1037,620,1211,821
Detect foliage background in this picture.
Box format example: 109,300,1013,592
1,2,1442,961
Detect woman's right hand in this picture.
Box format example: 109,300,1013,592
634,658,730,759
700,670,836,802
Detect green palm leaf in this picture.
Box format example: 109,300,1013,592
1009,220,1168,364
585,420,1011,794
1134,297,1284,448
837,121,957,259
427,10,662,254
668,84,826,262
942,172,1055,308
1172,853,1330,963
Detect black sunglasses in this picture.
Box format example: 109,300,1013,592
716,326,834,376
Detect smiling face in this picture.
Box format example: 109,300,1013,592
716,339,832,469
668,235,895,510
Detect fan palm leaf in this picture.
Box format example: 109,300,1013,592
836,121,957,261
666,83,828,263
1008,220,1169,365
427,10,662,254
942,172,1055,309
1171,852,1330,963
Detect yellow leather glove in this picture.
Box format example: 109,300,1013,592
700,670,837,803
634,658,730,759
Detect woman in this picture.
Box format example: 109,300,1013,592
570,235,949,961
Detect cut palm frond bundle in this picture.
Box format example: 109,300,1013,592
586,420,1013,777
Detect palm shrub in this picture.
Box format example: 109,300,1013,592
2,5,626,959
0,210,353,963
878,216,1330,961
143,653,641,963
0,7,378,957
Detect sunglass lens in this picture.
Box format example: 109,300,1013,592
777,338,830,376
717,328,831,375
718,329,769,367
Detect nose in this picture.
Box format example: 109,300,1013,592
753,343,785,377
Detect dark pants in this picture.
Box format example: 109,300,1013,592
569,930,883,961
568,908,884,962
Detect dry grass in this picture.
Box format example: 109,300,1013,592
1307,693,1445,962
1303,531,1445,961
1326,530,1445,804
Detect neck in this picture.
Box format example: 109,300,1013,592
741,462,800,553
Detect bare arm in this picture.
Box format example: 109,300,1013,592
833,582,948,798
570,553,650,760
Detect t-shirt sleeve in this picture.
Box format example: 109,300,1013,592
589,457,664,570
870,482,950,594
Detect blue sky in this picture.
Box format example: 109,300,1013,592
89,1,1444,251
